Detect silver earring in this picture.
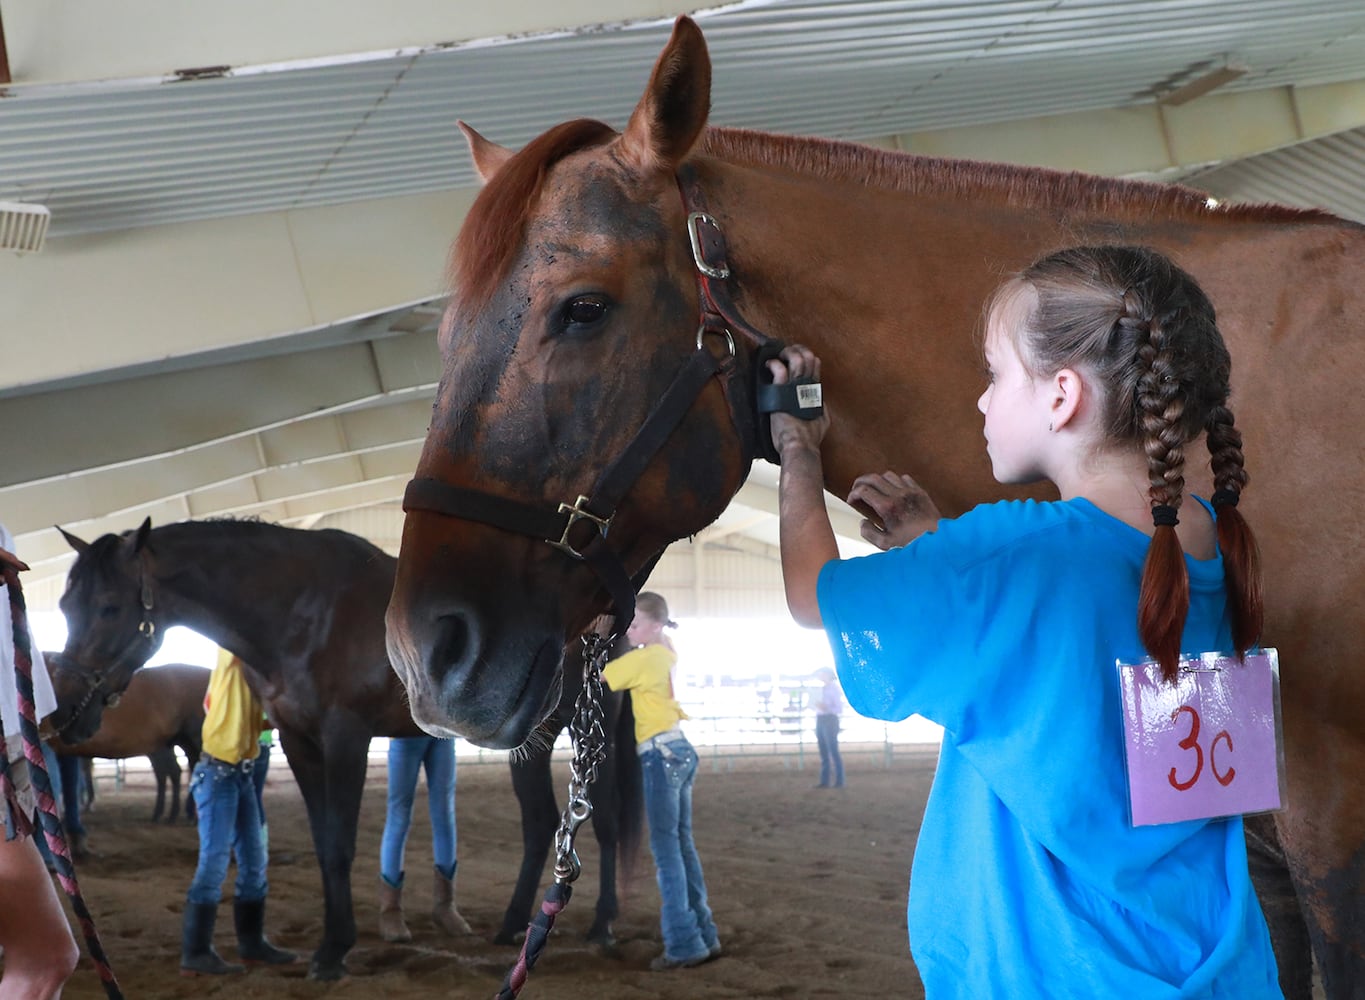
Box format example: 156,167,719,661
1048,422,1054,432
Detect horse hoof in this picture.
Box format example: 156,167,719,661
588,936,620,959
306,958,347,982
493,928,526,947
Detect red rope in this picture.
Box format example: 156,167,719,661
494,882,572,999
3,564,124,999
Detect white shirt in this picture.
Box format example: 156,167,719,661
0,523,57,761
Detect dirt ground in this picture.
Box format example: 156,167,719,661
52,745,936,1000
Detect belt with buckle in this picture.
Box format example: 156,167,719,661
636,727,684,757
202,753,254,773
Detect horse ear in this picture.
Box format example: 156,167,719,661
459,121,514,184
132,517,153,552
619,16,711,173
56,526,90,554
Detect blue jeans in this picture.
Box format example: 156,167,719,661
186,757,267,905
381,736,456,885
57,753,85,835
640,733,717,961
816,714,844,787
252,743,270,821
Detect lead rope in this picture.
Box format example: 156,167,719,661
1,564,124,999
495,630,613,999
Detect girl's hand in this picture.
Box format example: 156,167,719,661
767,344,830,460
847,472,941,550
0,546,29,587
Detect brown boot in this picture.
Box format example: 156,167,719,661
378,876,412,943
431,866,472,936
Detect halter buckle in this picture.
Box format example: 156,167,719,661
687,212,730,280
547,495,612,560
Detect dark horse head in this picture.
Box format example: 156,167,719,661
386,18,759,748
48,518,163,740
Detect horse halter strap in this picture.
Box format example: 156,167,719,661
402,169,771,630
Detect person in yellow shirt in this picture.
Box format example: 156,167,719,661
602,592,720,971
179,647,296,976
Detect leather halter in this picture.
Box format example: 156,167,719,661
401,164,777,631
56,552,157,740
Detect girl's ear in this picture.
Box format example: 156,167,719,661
1048,368,1085,432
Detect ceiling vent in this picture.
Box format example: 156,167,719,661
0,202,51,253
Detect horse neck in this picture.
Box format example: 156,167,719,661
148,523,300,675
699,151,1221,512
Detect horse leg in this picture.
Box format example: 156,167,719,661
584,687,635,954
497,752,556,946
148,746,176,823
80,757,94,811
279,720,367,981
168,750,182,824
1246,814,1314,1000
1275,705,1365,999
586,749,620,954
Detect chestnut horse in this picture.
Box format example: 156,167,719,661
52,660,208,825
50,517,640,979
384,16,1365,997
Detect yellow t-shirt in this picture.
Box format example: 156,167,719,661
201,647,263,764
601,643,688,743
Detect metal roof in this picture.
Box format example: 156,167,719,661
5,0,1365,237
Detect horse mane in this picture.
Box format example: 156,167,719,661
448,119,1344,317
701,127,1344,227
453,118,619,315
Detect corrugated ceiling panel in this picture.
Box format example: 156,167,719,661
2,0,1364,236
1190,128,1365,223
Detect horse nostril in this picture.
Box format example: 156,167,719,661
428,609,479,686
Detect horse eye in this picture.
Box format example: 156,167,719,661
560,296,609,329
99,605,119,620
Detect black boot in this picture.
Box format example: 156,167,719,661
234,897,298,965
180,901,245,976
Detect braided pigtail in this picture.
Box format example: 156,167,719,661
1015,245,1245,684
1133,298,1191,683
1206,406,1263,655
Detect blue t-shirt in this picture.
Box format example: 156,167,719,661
818,498,1281,999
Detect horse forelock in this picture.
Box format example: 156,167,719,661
453,118,620,317
700,127,1344,226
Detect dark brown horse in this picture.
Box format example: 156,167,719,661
52,660,208,825
384,16,1365,997
50,517,640,979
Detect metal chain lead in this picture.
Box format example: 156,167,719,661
552,630,613,884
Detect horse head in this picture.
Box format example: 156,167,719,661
45,650,110,745
386,17,759,749
49,517,162,738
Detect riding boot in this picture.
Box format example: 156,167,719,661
378,875,412,943
180,901,245,976
233,897,298,965
431,865,472,936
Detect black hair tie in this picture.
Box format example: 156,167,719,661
1211,489,1240,508
1151,504,1180,528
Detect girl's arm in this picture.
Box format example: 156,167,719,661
769,346,838,629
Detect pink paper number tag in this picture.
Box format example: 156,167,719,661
1117,649,1286,827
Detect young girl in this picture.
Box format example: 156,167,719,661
601,592,721,971
770,245,1281,997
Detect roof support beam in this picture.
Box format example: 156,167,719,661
880,78,1365,179
0,189,470,391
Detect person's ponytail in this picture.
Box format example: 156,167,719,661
1207,407,1263,656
